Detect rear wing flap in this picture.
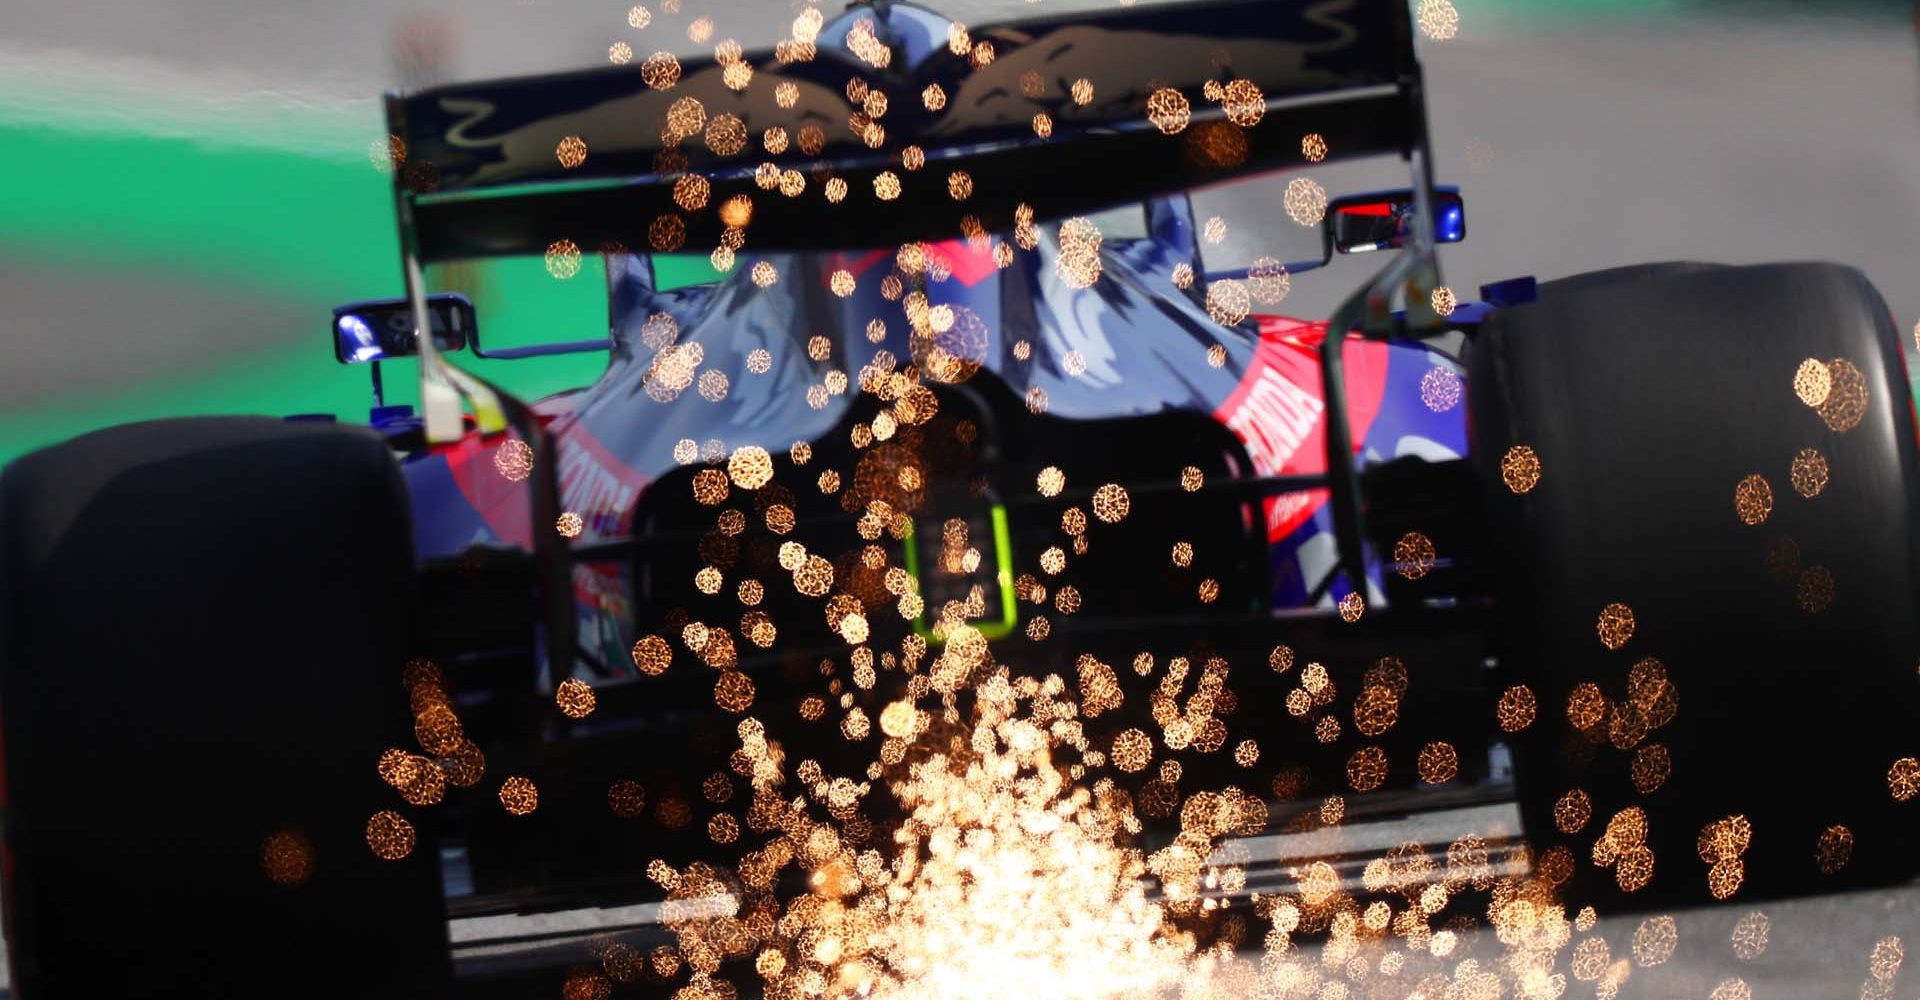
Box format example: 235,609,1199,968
386,0,1423,260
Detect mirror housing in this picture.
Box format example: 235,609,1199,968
332,293,474,364
1327,187,1465,255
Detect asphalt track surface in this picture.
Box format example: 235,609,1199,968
1,1,1917,996
431,793,1920,997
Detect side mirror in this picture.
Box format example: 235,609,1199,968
1327,188,1465,255
332,293,474,364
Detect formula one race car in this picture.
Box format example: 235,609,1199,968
5,1,1917,997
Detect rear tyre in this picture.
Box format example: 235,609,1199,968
0,418,446,997
1469,262,1920,906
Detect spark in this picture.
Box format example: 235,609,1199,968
545,239,583,279
1283,178,1327,226
1734,474,1773,525
366,811,416,860
556,678,597,718
1501,445,1541,493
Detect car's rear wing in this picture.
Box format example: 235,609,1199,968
385,0,1424,262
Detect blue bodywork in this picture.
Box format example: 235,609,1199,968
367,189,1514,684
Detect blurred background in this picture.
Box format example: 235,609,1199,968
2,0,1917,464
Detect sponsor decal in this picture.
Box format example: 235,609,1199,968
441,414,650,549
835,241,999,287
1215,316,1389,540
555,428,648,541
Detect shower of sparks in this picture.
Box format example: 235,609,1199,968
848,681,1218,1000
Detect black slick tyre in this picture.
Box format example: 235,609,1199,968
0,417,446,998
1469,262,1920,906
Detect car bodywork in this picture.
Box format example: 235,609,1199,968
398,213,1475,669
347,0,1516,930
7,3,1918,995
